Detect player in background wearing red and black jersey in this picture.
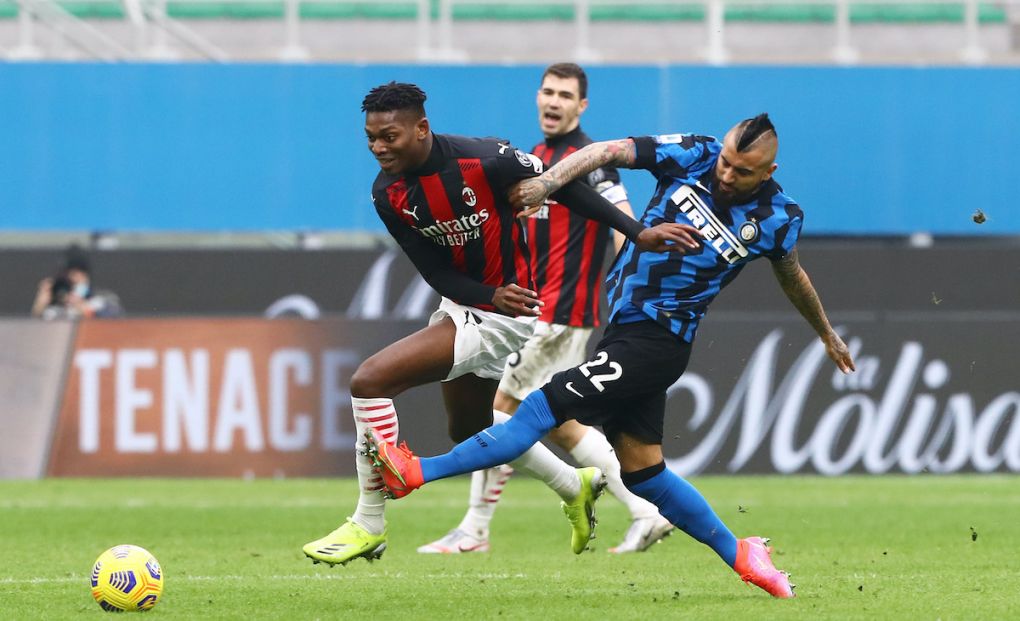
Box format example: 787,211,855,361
302,82,700,566
419,64,674,556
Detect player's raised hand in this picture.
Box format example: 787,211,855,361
634,223,702,253
824,333,856,374
509,178,552,213
492,283,544,317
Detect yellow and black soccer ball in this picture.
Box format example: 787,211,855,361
90,545,164,612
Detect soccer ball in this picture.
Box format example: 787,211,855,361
90,545,164,612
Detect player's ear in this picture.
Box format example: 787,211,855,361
578,97,589,115
764,162,778,181
416,116,430,140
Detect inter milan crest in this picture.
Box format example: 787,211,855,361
462,185,477,207
738,220,760,244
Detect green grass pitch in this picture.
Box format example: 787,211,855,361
1,476,1018,619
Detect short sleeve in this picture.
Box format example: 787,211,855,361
765,204,804,261
631,134,719,180
494,144,544,185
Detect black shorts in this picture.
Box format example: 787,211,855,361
541,319,692,444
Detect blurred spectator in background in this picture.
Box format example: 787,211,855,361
31,245,123,319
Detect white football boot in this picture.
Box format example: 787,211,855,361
608,515,674,553
417,528,490,554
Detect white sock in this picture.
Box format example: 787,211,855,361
569,427,658,520
494,410,581,502
350,397,398,535
457,464,514,537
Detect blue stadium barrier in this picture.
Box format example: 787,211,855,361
0,63,1016,234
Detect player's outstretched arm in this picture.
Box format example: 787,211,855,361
549,180,700,253
510,138,638,210
610,199,636,253
770,248,856,374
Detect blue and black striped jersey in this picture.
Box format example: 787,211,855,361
606,133,803,342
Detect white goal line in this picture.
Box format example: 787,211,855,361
0,571,530,585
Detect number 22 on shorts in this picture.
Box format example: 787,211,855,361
577,351,622,392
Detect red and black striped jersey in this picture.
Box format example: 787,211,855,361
526,126,627,327
372,133,541,313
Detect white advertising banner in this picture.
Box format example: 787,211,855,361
0,319,75,478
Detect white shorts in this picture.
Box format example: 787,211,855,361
429,297,537,381
497,320,593,401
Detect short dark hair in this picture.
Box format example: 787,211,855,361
63,244,91,274
735,113,777,152
50,274,73,300
541,63,588,99
361,82,427,117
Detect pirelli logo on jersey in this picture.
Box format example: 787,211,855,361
669,185,749,264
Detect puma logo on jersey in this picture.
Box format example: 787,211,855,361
669,185,749,264
403,205,420,221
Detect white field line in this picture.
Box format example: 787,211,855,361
0,572,529,585
5,495,1017,510
0,498,553,510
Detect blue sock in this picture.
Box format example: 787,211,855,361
420,391,558,483
624,464,738,567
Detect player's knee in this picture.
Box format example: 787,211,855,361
548,420,587,451
608,431,663,473
547,426,571,450
350,358,392,398
619,449,664,474
615,450,642,475
492,390,520,416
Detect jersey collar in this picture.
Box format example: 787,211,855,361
544,125,584,148
405,133,447,177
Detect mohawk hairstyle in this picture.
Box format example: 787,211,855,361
735,113,777,152
542,62,588,99
361,82,427,116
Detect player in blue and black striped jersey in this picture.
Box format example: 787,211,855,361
605,128,806,342
364,114,856,599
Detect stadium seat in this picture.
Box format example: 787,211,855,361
0,1,1007,24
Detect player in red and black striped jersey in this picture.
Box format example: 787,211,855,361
302,82,700,566
371,133,539,313
527,127,622,326
419,64,674,557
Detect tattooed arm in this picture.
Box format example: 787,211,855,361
771,248,856,374
510,137,699,253
510,139,638,209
